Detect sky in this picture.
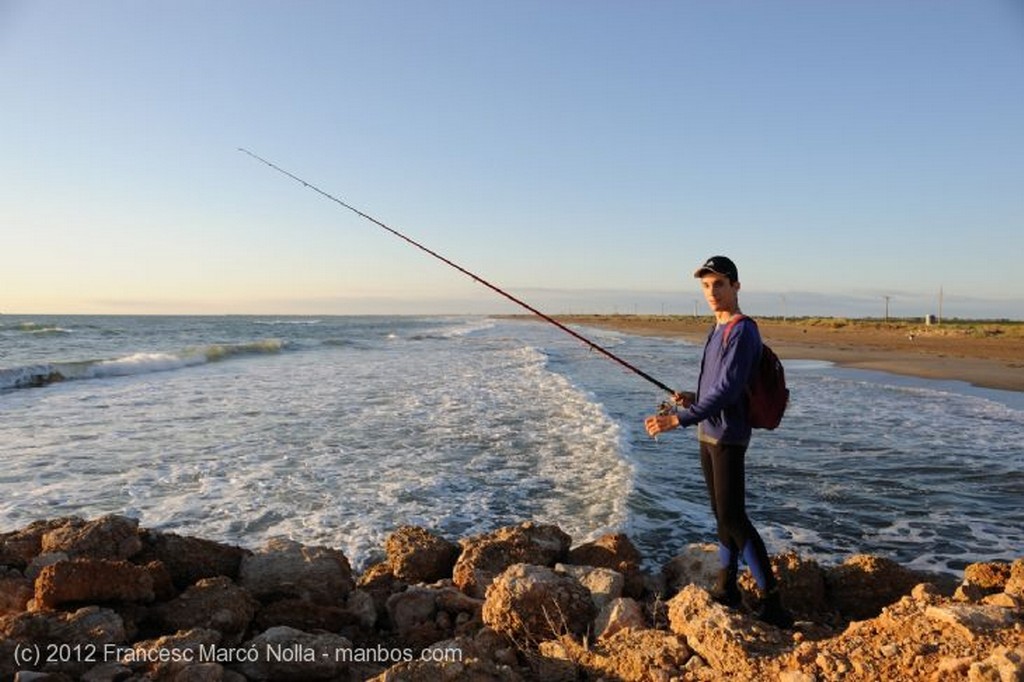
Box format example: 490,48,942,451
2,1,1022,319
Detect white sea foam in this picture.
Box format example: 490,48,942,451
89,352,207,377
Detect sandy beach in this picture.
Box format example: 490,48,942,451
549,315,1024,393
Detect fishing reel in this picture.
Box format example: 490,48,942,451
657,391,695,416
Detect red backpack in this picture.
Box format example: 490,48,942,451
723,315,789,430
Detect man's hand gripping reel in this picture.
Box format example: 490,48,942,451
658,391,695,416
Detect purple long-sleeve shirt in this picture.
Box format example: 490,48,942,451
676,316,761,445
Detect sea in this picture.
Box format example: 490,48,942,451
2,315,1021,576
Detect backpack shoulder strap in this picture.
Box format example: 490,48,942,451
722,313,749,345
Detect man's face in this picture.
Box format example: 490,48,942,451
700,273,740,313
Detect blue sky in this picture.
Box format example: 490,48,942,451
2,1,1022,318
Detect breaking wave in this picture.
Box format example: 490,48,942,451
0,339,287,390
4,322,73,335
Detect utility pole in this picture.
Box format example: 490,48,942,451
939,286,944,324
883,295,891,322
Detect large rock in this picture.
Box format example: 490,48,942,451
481,563,595,643
0,518,83,569
239,538,353,604
0,567,34,615
118,628,221,680
453,523,571,598
662,543,720,595
825,554,934,620
40,515,142,561
147,576,258,645
1,605,126,642
667,584,784,675
539,629,692,682
568,533,645,598
137,530,249,590
385,526,460,584
737,551,829,620
568,533,643,573
357,562,406,620
593,597,646,640
924,603,1017,639
969,646,1024,682
231,626,351,681
386,586,445,649
254,598,357,634
1006,558,1024,599
33,559,154,609
772,551,828,618
955,560,1012,602
555,564,624,612
347,589,379,630
386,585,484,649
0,607,126,677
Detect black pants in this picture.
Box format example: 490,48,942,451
699,441,775,591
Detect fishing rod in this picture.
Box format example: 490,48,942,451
238,147,678,396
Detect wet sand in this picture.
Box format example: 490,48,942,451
547,315,1024,393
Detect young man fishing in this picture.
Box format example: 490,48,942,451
644,255,793,629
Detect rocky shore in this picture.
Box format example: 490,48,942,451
1,515,1021,681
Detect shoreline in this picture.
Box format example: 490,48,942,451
534,315,1024,394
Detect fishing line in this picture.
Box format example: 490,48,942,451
238,147,678,396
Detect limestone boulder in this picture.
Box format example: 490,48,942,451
667,584,783,675
0,518,83,569
137,530,249,590
568,533,645,598
825,554,935,620
33,559,154,609
231,626,351,681
0,606,126,677
481,563,595,643
539,628,692,682
0,567,34,616
357,562,406,620
386,585,484,648
453,522,571,598
386,585,445,648
253,598,356,634
555,564,624,612
737,550,829,620
1006,558,1024,599
385,525,460,584
662,543,720,595
40,515,142,561
148,576,258,644
955,560,1012,602
568,533,643,572
594,597,646,640
119,628,221,679
239,538,353,604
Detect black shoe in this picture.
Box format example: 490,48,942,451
710,568,742,608
756,590,794,629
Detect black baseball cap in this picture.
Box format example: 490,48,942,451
693,256,738,281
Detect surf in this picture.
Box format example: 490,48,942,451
0,339,289,391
